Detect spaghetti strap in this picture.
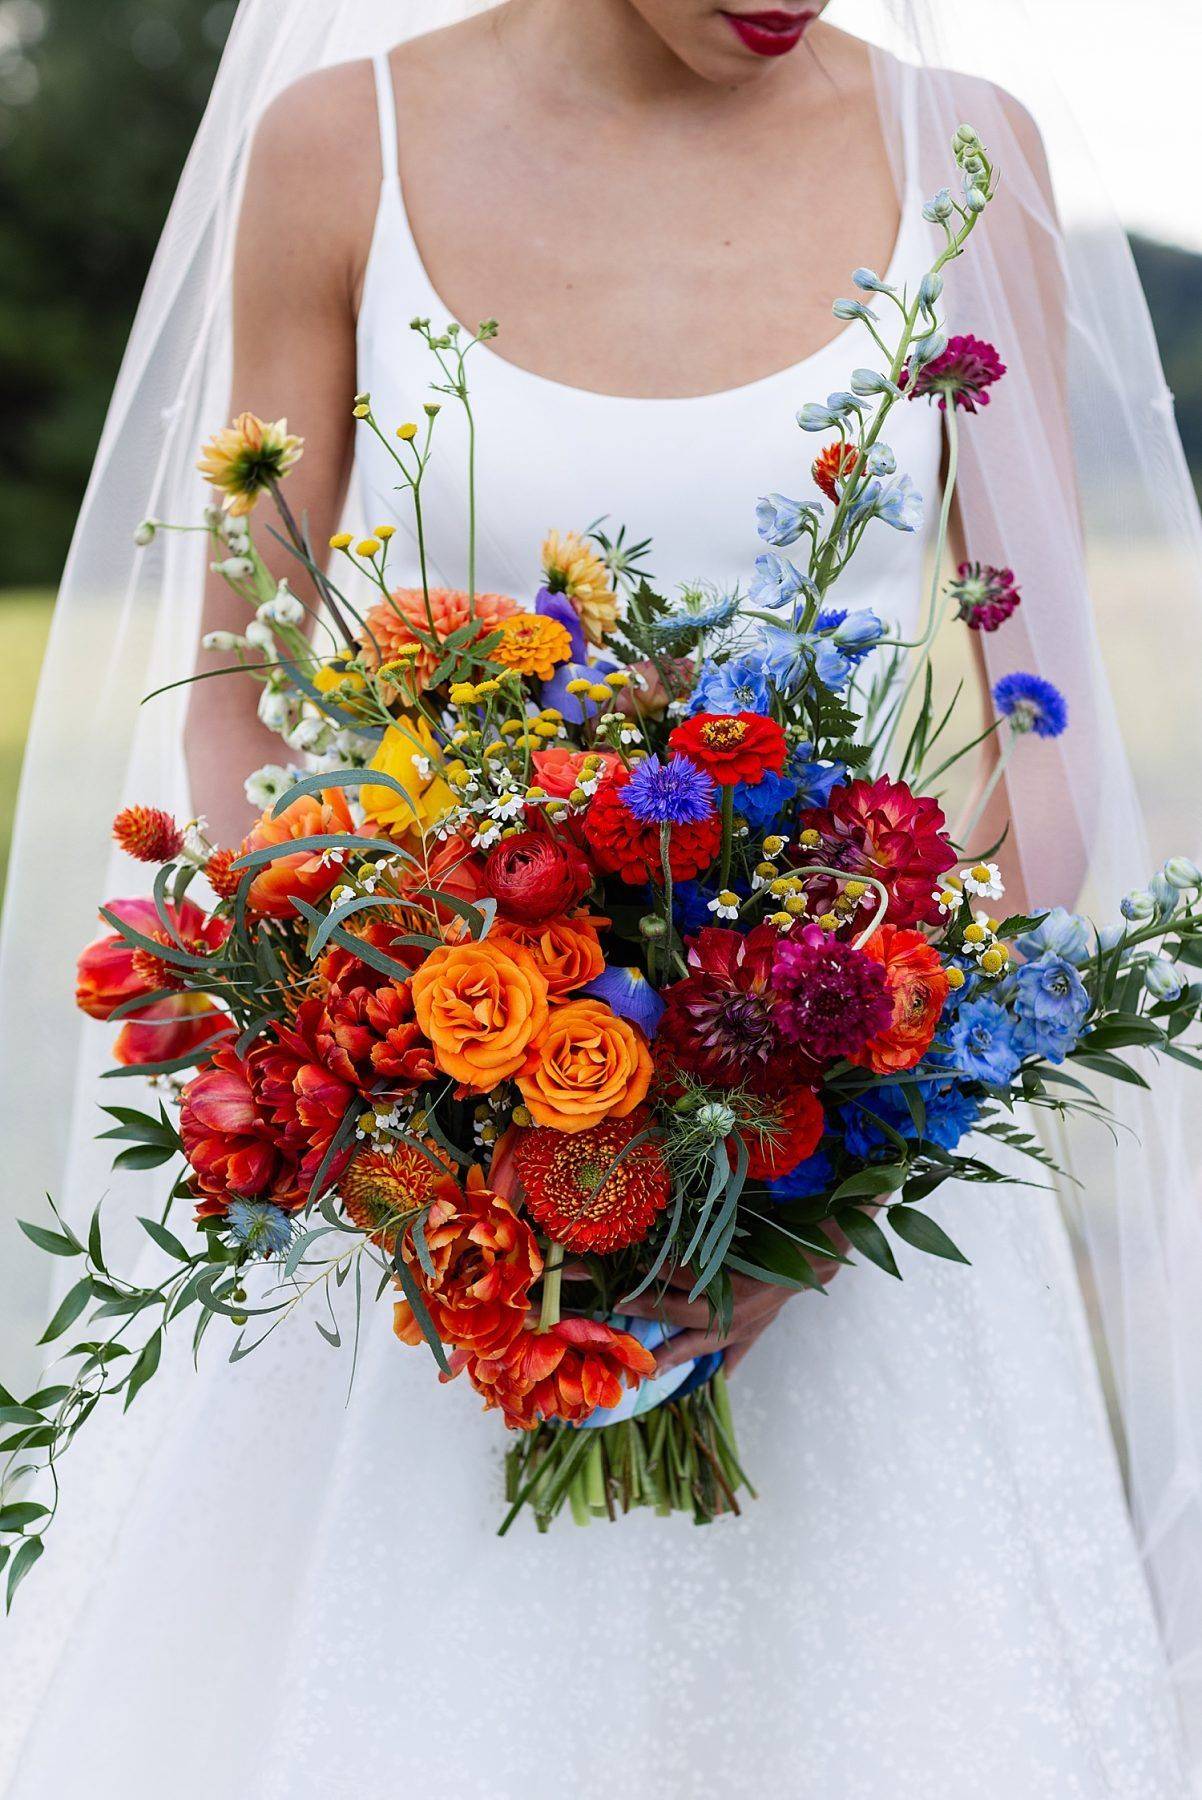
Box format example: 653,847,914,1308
372,51,399,186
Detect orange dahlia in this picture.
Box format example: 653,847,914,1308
541,529,618,646
513,1111,671,1252
360,588,518,692
490,611,573,681
392,1167,542,1358
517,999,652,1132
458,1317,656,1430
812,440,860,503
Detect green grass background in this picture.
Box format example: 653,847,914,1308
0,591,55,896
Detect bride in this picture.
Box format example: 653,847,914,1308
2,2,1201,1795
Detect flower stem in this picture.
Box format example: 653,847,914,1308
719,785,735,889
538,1241,565,1333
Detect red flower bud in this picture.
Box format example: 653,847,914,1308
482,831,593,925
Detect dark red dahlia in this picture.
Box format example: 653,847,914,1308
584,765,721,886
668,712,787,788
482,829,593,924
798,775,956,929
656,923,785,1091
901,333,1006,414
770,924,893,1066
950,561,1021,633
514,1111,671,1253
811,441,860,504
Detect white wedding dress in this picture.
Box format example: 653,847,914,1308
0,53,1191,1800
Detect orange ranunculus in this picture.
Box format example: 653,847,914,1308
492,913,607,998
517,998,652,1133
456,1317,657,1430
238,786,356,919
529,747,620,801
410,938,550,1091
391,1166,542,1357
852,924,950,1075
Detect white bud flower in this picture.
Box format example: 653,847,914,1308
244,764,296,810
258,581,305,628
211,556,255,580
1163,857,1202,892
133,519,157,547
201,630,245,653
244,619,276,654
1144,958,1184,1002
258,686,300,734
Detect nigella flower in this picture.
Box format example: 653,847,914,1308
620,752,717,826
689,656,772,717
901,333,1007,414
643,587,740,646
756,492,823,548
749,552,811,612
950,561,1021,633
582,964,667,1038
226,1200,294,1258
993,672,1068,739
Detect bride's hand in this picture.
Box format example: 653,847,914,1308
617,1249,845,1377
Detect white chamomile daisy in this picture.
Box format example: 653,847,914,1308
961,861,1004,901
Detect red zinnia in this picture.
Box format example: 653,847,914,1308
583,765,721,886
513,1111,671,1253
669,712,787,787
799,775,956,929
852,925,950,1075
735,1086,825,1181
811,441,860,503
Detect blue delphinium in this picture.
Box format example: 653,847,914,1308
798,607,887,692
768,1146,836,1202
672,878,749,934
689,656,772,717
948,997,1024,1084
992,672,1068,739
839,1079,982,1161
918,1080,982,1150
582,965,666,1038
750,552,813,613
755,493,822,548
1014,907,1091,967
842,471,924,535
226,1200,293,1258
621,753,716,826
790,742,847,809
1010,953,1090,1062
734,767,797,832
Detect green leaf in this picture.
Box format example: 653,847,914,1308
37,1278,94,1345
0,1502,49,1532
887,1205,970,1263
836,1208,901,1279
5,1536,43,1612
0,1405,47,1428
113,1143,178,1172
138,1217,192,1263
995,911,1049,939
1068,1048,1151,1089
830,1162,909,1204
123,1330,163,1411
1086,1017,1166,1050
87,1204,106,1273
392,1245,450,1376
18,1220,82,1258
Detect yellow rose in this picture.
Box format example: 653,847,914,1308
361,715,456,839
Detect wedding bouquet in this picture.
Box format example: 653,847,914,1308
5,124,1202,1596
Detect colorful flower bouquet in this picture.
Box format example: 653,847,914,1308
5,124,1202,1594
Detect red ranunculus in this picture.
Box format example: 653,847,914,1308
852,925,950,1074
735,1086,825,1181
583,765,721,886
799,775,956,928
668,712,787,787
482,830,593,925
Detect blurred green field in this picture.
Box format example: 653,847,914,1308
0,591,55,897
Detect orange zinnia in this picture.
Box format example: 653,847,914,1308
492,914,607,997
517,998,652,1132
410,938,550,1091
490,611,573,681
238,787,355,919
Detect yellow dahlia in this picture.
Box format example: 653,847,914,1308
541,529,618,646
360,588,518,692
197,412,303,516
490,612,573,681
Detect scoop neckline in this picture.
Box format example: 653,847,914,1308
366,170,925,409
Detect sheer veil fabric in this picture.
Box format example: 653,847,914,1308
1,0,1201,1774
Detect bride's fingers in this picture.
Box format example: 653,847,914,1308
654,1326,728,1374
619,1290,710,1330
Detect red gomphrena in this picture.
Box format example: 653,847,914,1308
112,805,185,864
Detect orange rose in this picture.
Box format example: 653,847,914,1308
238,787,355,919
411,938,550,1091
492,914,607,997
517,998,652,1133
852,924,950,1075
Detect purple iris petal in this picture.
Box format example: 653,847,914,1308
582,965,666,1038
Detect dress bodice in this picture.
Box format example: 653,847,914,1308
354,53,943,636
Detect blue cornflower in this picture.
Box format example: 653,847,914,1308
755,493,822,548
768,1146,836,1203
226,1200,293,1258
992,672,1068,739
689,656,772,717
1014,907,1092,967
621,753,716,826
582,965,666,1038
750,552,812,613
948,997,1023,1085
734,768,796,832
1010,952,1090,1063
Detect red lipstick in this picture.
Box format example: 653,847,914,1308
720,9,814,56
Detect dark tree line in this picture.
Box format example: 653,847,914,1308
1,2,1200,590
